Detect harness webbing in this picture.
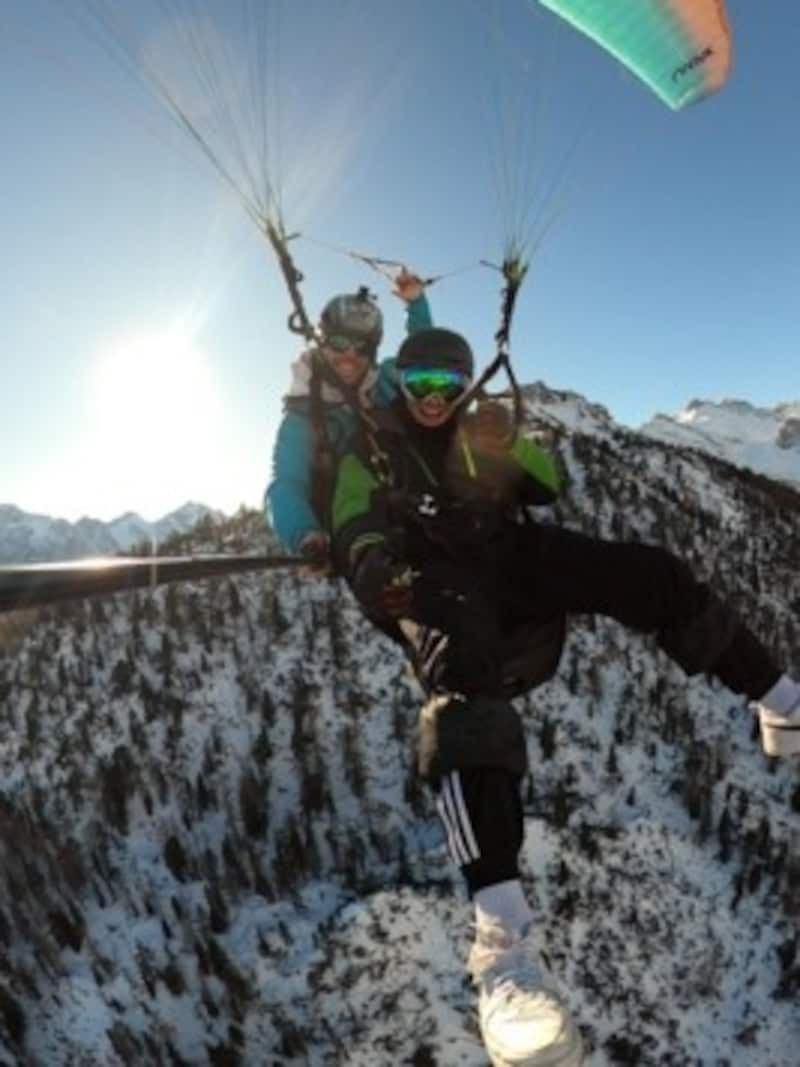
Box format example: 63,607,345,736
457,257,527,434
263,219,317,343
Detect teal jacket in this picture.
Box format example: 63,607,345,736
265,294,432,552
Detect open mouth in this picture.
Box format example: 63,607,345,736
418,395,448,415
413,394,454,423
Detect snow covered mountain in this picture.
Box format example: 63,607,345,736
0,388,798,1066
0,501,225,563
640,398,800,488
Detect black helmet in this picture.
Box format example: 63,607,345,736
395,327,474,377
320,287,383,352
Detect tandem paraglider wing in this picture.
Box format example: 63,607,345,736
537,0,732,110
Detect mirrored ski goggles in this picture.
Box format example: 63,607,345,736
399,366,471,404
323,334,372,355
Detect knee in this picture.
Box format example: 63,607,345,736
639,545,712,625
417,693,528,787
656,547,711,609
658,585,739,675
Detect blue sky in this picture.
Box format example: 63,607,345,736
2,1,798,523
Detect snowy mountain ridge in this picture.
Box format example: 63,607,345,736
0,501,225,564
640,397,800,488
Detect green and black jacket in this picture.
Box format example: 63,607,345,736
331,406,562,577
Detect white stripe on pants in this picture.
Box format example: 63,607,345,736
436,770,481,867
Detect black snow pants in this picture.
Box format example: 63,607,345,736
396,523,781,894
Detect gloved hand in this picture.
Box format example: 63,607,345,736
471,400,515,449
298,530,332,576
352,546,416,620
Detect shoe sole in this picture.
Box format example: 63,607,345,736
484,1024,585,1067
760,716,800,757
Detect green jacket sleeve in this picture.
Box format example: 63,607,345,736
331,453,388,570
510,435,562,504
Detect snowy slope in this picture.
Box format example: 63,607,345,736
0,501,225,563
640,398,800,488
0,400,798,1066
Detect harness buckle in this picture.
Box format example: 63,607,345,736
417,493,439,517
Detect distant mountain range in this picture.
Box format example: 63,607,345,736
0,501,225,564
640,398,800,488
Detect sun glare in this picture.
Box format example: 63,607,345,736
90,328,217,426
85,327,224,518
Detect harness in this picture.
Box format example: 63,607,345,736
371,424,505,559
306,353,338,527
372,422,567,696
